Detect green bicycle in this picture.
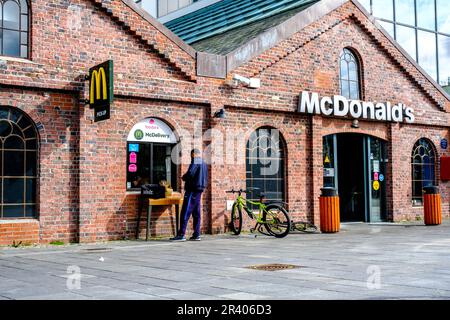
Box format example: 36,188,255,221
226,188,291,238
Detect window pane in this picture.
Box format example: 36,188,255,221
359,0,371,13
416,0,436,31
3,1,20,29
152,144,169,185
179,0,192,9
3,178,25,203
17,114,31,129
23,126,36,139
127,143,151,189
20,0,28,14
417,30,437,80
0,120,13,137
379,21,394,38
26,138,37,150
21,15,28,30
437,0,450,33
395,0,415,25
3,30,20,57
3,206,24,218
396,25,417,60
4,135,24,149
348,62,358,81
167,0,178,13
341,80,351,98
4,151,25,176
21,32,27,45
25,205,36,218
158,0,168,17
25,178,36,203
350,82,360,100
340,60,348,80
26,151,37,176
438,35,450,86
373,0,394,20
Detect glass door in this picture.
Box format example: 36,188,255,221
367,137,387,222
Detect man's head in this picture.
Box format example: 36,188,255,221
191,148,201,159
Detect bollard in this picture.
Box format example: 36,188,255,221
320,188,340,233
423,186,442,226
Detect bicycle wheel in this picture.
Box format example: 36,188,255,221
230,202,243,235
263,204,291,238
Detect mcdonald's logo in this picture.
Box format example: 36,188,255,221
88,60,114,122
89,60,113,108
90,67,107,104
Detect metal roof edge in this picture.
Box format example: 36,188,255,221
225,0,347,72
351,0,450,103
121,0,197,58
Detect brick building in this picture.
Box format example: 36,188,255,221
0,0,449,245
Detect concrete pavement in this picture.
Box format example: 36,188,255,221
1,222,450,300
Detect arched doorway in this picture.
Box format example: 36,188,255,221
323,133,388,222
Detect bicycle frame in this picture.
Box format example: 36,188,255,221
234,194,269,224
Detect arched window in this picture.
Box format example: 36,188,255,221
339,48,361,100
0,106,38,218
246,127,286,205
1,0,29,58
126,118,178,191
411,138,436,206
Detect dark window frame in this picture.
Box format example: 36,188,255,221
339,48,362,100
0,0,30,59
411,138,437,206
246,127,287,206
0,105,39,219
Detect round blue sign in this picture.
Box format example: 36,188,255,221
379,174,385,182
441,139,448,150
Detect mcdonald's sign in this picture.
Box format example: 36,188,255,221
89,60,114,122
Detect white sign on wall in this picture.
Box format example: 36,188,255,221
298,91,415,123
127,118,177,143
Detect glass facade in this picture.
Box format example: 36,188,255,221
360,0,450,86
135,0,199,18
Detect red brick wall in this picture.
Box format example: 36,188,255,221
1,0,449,245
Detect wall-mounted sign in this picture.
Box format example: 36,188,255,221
129,144,139,152
373,161,380,173
324,168,335,178
129,152,137,164
298,91,415,123
374,172,379,181
89,60,114,122
379,174,385,182
373,181,380,191
127,118,177,144
441,139,448,150
128,164,137,173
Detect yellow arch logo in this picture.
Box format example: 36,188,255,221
90,67,107,104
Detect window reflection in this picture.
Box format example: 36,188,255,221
438,35,450,85
395,0,415,26
418,30,437,80
379,21,394,38
437,0,450,34
373,0,393,21
416,0,435,30
396,25,417,60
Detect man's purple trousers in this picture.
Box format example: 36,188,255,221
178,191,203,238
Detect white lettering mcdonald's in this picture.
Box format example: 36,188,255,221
298,91,415,124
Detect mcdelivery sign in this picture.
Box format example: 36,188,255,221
298,91,415,123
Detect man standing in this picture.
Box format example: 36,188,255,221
171,149,208,241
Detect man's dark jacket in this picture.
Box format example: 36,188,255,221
182,157,208,192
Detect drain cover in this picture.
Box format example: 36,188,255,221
80,248,112,253
246,264,301,271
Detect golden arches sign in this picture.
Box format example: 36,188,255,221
90,67,108,104
88,60,113,122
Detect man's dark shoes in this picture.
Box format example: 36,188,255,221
189,236,201,241
170,235,186,242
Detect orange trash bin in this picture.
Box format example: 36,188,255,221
320,188,340,233
423,186,442,226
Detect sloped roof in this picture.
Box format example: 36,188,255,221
165,0,319,47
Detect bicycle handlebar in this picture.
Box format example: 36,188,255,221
226,188,260,194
